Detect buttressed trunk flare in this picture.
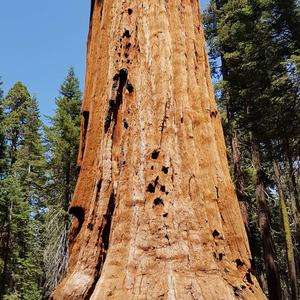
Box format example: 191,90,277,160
52,0,266,299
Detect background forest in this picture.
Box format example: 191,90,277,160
0,0,299,299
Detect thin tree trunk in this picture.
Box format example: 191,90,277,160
52,1,266,299
284,141,300,268
231,131,250,235
0,201,13,297
273,160,298,300
251,140,282,300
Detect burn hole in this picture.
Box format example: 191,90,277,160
119,68,128,88
212,229,220,238
163,213,168,218
235,259,244,268
86,192,116,298
113,73,119,81
104,69,129,133
123,30,131,38
160,186,166,193
233,287,242,297
102,193,116,251
95,180,102,202
153,198,164,207
87,223,94,231
219,253,224,261
147,176,159,193
246,271,254,285
151,150,160,159
69,206,85,235
81,111,89,159
124,53,129,58
128,8,133,15
83,111,89,132
162,166,169,174
126,82,134,93
147,183,156,193
123,119,129,129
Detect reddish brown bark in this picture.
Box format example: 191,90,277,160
52,1,266,299
231,132,250,236
251,141,282,300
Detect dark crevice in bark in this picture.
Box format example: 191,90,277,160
245,271,254,285
235,259,244,268
151,150,160,159
122,30,131,38
212,229,220,238
90,0,95,22
215,186,219,199
81,111,89,160
160,101,169,135
123,119,129,129
69,206,85,238
104,69,133,133
95,180,102,202
85,192,116,299
160,185,166,193
162,166,169,174
153,198,164,207
147,176,159,193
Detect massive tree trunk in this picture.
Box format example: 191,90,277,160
52,1,266,299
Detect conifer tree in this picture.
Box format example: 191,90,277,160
0,78,6,177
0,82,45,299
44,67,82,296
203,0,300,297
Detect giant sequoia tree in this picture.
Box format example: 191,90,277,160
52,1,266,299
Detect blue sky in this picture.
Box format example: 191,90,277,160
0,1,209,123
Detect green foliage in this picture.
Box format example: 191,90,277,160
0,82,45,299
43,67,82,296
204,0,300,297
0,71,81,298
0,79,7,177
0,176,42,300
45,67,81,208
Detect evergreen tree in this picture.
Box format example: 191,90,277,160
203,0,300,298
44,67,82,296
0,82,45,299
0,78,6,177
